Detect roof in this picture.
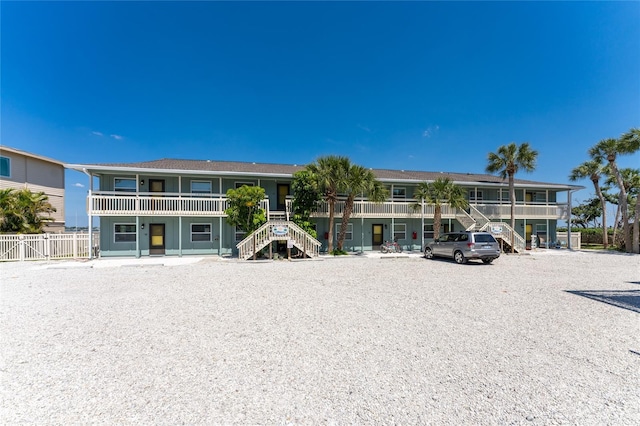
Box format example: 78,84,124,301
65,158,583,190
0,145,64,166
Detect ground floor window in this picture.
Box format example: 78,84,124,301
191,223,212,242
114,224,136,242
423,224,434,239
337,223,353,240
394,223,406,241
235,226,246,242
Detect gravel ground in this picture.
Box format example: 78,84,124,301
1,251,639,425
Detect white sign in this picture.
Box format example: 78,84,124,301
287,240,294,248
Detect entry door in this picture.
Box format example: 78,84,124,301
150,224,165,255
525,224,533,247
277,184,290,211
372,224,384,247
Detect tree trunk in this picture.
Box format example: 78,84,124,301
509,173,515,253
327,199,335,253
337,196,354,251
433,205,442,240
612,203,621,246
609,161,631,252
634,195,639,254
593,180,608,249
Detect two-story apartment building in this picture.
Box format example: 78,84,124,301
0,146,66,232
66,158,582,259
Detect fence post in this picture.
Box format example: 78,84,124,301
19,235,25,261
46,234,51,260
73,233,78,258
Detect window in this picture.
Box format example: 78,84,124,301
114,178,136,192
500,189,510,201
469,190,483,201
393,223,406,241
535,224,547,234
424,224,434,240
191,224,212,242
235,226,246,242
0,156,10,177
337,223,353,241
191,181,212,194
535,192,547,202
114,224,136,242
392,187,406,199
235,181,255,189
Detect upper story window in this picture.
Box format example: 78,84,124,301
535,192,547,202
191,181,212,194
114,178,136,192
337,223,353,240
469,190,483,201
392,187,406,199
0,156,10,177
500,189,510,201
235,182,255,189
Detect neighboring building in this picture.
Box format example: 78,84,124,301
0,146,65,232
66,158,583,258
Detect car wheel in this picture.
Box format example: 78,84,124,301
454,251,466,264
482,258,493,264
424,247,433,259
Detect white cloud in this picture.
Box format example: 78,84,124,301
92,131,104,136
110,134,123,140
357,124,372,133
422,125,440,138
73,183,85,188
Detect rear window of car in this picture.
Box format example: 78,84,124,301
474,234,497,243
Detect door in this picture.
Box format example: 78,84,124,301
277,184,290,211
149,179,165,211
372,224,384,247
149,224,165,255
525,224,533,249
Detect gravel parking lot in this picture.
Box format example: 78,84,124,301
1,251,639,425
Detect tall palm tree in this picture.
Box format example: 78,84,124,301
337,165,388,251
413,178,468,241
569,159,609,248
306,155,350,253
589,131,640,252
486,142,538,252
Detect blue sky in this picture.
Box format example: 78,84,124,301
2,1,639,227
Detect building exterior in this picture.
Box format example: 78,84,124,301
0,146,66,232
65,158,582,258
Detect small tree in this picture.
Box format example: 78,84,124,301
224,185,267,236
291,170,322,238
0,188,56,234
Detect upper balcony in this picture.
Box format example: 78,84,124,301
87,191,569,220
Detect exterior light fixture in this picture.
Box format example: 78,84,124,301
140,180,145,186
141,223,145,230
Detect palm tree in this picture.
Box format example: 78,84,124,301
306,155,350,253
0,189,55,233
589,131,640,252
486,142,538,252
413,178,468,241
336,165,388,251
569,159,609,248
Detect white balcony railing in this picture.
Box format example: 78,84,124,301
88,192,568,220
89,192,269,217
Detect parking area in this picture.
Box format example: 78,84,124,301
1,251,638,424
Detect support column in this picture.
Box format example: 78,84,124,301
136,216,141,258
179,216,182,257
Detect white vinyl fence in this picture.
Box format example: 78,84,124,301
0,233,100,262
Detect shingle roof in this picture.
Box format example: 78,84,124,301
71,158,578,188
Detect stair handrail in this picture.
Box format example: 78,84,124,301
482,221,526,253
468,204,491,229
455,208,477,231
236,220,322,260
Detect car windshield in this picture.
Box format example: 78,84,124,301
474,234,496,243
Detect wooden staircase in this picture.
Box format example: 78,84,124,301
236,220,322,260
456,205,526,253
